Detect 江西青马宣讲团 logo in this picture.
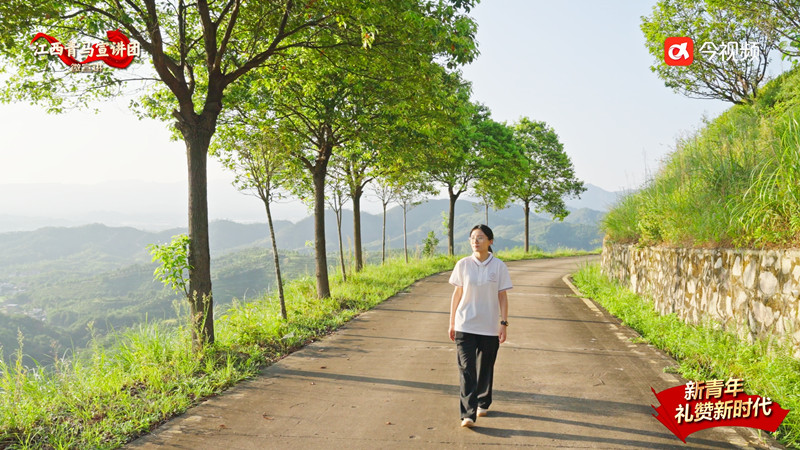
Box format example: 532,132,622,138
664,37,694,66
30,29,139,73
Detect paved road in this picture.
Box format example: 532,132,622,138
127,256,782,449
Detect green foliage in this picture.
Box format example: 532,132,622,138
148,235,192,299
0,0,478,116
471,117,521,210
641,0,777,104
211,0,480,295
572,264,800,448
508,117,585,252
418,87,532,254
420,78,483,196
211,124,290,204
604,67,800,247
510,117,585,219
729,115,800,245
710,0,800,63
422,231,440,257
0,0,481,344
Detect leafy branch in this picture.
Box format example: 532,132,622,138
148,234,192,299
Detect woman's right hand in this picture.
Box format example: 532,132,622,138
448,324,456,342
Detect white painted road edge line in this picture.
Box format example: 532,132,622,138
561,274,603,315
560,271,776,448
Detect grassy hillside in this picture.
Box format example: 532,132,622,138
0,248,317,366
603,67,800,248
0,314,69,366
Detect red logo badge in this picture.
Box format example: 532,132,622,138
31,29,138,69
651,379,790,443
664,37,694,66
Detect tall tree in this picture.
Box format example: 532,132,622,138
371,177,396,264
264,52,383,298
342,56,457,270
422,80,512,255
0,0,474,346
393,179,433,263
326,162,351,283
210,123,290,320
510,118,585,253
421,75,478,255
227,4,477,297
470,120,521,226
472,188,494,225
341,144,377,272
641,0,778,104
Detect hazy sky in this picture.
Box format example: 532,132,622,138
0,1,789,199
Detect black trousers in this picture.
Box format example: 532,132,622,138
455,331,500,421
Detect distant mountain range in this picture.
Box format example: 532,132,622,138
0,199,606,267
0,180,624,232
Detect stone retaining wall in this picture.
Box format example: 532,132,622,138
601,240,800,355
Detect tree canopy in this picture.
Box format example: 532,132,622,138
0,0,479,344
711,0,800,61
510,117,585,252
641,0,777,104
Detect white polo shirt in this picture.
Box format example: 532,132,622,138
449,253,513,336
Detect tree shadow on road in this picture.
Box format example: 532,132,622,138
270,367,733,448
473,410,731,449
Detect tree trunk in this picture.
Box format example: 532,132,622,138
184,126,215,349
485,203,489,225
524,200,530,253
312,163,331,298
381,202,387,263
172,86,222,350
447,187,458,256
403,203,409,263
336,208,347,282
352,185,364,271
265,200,286,320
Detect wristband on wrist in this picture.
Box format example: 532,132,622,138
500,320,509,326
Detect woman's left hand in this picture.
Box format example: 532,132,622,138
499,326,507,344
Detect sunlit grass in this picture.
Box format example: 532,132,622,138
495,246,600,261
603,68,800,248
572,263,800,448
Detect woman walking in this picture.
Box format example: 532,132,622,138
448,224,512,428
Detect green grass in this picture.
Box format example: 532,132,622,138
572,263,800,449
0,249,592,449
603,67,800,248
495,246,600,261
